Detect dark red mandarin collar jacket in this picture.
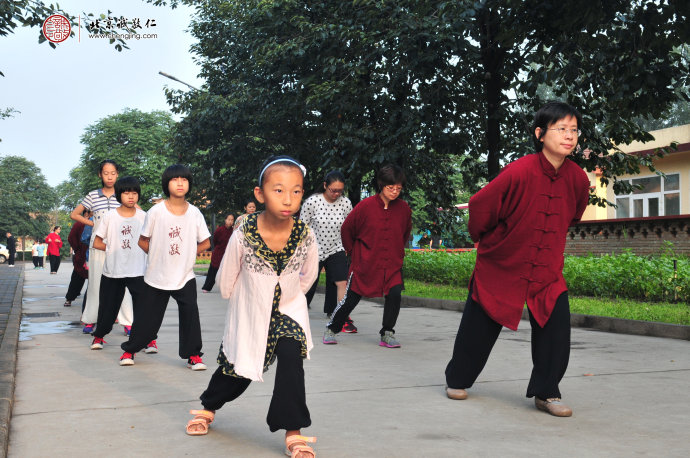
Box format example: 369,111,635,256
469,151,590,330
341,194,412,297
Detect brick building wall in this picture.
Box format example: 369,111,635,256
565,215,690,256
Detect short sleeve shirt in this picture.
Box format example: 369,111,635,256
300,193,352,261
81,189,120,247
94,209,147,278
140,201,211,290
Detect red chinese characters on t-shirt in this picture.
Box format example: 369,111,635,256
168,225,182,256
121,224,133,250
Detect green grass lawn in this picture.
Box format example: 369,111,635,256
319,275,690,326
202,270,689,326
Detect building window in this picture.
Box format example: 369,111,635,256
615,173,680,218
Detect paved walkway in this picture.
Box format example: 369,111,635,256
4,264,690,457
0,264,22,458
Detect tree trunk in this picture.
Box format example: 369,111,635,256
349,174,362,206
479,6,505,180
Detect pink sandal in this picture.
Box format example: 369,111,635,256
185,409,214,436
285,435,316,457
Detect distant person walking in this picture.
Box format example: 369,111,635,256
6,232,16,267
36,241,46,269
201,214,234,293
323,164,412,348
45,226,63,274
31,242,39,269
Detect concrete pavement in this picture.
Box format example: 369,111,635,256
6,264,690,457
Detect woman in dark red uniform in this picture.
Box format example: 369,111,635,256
444,101,591,417
323,164,412,348
202,214,234,293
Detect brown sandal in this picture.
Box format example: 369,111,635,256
185,409,214,436
285,435,316,457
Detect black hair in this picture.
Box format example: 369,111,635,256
114,176,141,203
324,170,345,186
52,226,61,232
244,198,257,208
98,159,119,187
533,101,582,150
99,159,119,174
161,164,193,197
258,155,305,187
376,164,406,192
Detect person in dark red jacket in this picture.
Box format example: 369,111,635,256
64,211,91,307
201,214,235,292
444,101,591,417
45,226,63,274
323,164,412,348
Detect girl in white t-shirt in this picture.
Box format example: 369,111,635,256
119,164,211,368
186,156,319,458
89,177,148,351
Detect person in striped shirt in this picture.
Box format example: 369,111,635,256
70,160,134,336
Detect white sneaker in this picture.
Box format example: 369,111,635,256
187,355,207,371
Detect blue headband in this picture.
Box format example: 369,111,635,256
259,158,307,184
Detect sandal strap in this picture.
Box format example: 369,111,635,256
189,409,214,423
288,444,315,457
286,435,316,447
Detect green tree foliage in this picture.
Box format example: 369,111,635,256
60,109,177,210
168,0,690,213
168,0,461,212
0,155,55,237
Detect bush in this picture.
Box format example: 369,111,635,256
404,250,475,287
403,249,690,303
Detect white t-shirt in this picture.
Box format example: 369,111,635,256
94,208,147,278
141,201,211,290
299,193,352,261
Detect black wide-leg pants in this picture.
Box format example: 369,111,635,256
199,338,311,432
49,254,61,273
93,275,146,339
121,279,203,359
201,265,218,292
445,288,571,400
65,269,87,301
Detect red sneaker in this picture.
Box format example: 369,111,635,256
90,337,105,350
187,355,207,371
145,340,158,354
119,352,134,366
